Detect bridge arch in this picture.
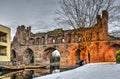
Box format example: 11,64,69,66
44,47,61,73
23,48,34,65
43,47,61,60
44,47,56,59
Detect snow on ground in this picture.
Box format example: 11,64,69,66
33,63,120,79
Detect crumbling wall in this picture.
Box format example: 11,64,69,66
12,10,117,67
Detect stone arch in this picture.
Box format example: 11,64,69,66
11,49,16,58
29,38,35,45
44,47,61,73
105,44,120,63
44,47,61,60
11,49,17,65
36,37,40,44
88,52,90,63
23,48,34,65
44,47,56,60
51,50,60,63
76,49,80,62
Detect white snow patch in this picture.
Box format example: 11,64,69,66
52,50,60,57
33,63,120,79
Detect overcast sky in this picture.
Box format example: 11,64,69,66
0,0,65,39
0,0,120,40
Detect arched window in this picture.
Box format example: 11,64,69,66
78,37,81,42
88,53,90,63
53,39,55,43
62,38,65,43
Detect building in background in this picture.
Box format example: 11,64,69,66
0,25,11,62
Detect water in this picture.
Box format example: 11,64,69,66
0,68,71,79
0,69,50,79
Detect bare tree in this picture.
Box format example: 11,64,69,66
55,0,120,63
56,0,120,29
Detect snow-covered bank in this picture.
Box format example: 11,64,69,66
33,63,120,79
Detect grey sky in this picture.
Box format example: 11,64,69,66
0,0,63,39
0,0,119,40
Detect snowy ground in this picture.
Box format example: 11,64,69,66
33,63,120,79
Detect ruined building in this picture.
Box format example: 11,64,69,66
12,10,120,67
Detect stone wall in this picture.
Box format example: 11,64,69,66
12,10,119,67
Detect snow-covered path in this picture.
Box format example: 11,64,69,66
33,63,120,79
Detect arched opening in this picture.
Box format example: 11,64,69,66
50,50,60,73
76,49,84,66
112,44,120,63
76,48,86,66
23,48,34,65
76,49,80,62
29,38,35,45
11,49,16,58
88,52,90,63
11,49,17,65
36,37,40,44
44,47,60,73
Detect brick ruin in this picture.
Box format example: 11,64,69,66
12,10,120,67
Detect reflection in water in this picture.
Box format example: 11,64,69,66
0,67,68,79
0,69,50,79
51,65,60,74
11,70,34,79
52,69,60,74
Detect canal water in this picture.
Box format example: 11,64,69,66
0,69,58,79
0,69,46,79
0,68,71,79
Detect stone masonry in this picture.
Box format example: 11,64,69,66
12,10,120,67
